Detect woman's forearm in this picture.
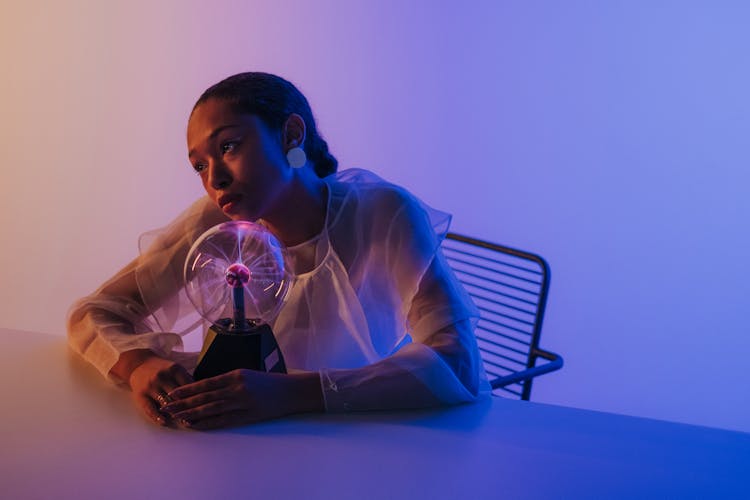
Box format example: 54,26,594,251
319,337,483,413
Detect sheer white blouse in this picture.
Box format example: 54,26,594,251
68,169,489,411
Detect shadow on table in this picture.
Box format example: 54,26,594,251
222,398,495,437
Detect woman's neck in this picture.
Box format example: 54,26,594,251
261,171,328,247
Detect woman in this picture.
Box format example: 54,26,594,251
68,72,488,430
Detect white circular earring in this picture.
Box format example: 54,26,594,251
286,145,307,168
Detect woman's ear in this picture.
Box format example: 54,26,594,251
282,113,307,151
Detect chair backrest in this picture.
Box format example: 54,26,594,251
441,233,552,400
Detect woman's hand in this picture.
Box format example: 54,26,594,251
161,369,324,430
126,354,194,427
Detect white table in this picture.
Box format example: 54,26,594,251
1,328,747,499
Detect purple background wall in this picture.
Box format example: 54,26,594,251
1,1,747,432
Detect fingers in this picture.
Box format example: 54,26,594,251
168,370,241,399
134,392,169,426
136,368,288,430
162,387,237,414
150,364,195,415
171,400,232,423
129,360,196,427
162,371,257,429
164,388,251,427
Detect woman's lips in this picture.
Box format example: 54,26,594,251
222,201,238,214
218,194,242,214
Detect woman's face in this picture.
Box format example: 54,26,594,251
187,98,292,221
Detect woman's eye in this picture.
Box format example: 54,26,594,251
193,163,207,174
221,140,240,154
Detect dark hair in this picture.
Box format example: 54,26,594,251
192,72,338,178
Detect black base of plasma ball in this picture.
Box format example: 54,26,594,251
193,319,287,381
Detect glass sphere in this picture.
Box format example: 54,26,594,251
184,221,290,325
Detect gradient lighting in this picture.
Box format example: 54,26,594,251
0,1,748,434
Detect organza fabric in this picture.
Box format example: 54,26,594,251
67,168,490,411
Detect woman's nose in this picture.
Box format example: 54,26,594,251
208,160,232,190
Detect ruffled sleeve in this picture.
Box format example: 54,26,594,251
134,197,228,335
66,196,227,382
318,169,489,410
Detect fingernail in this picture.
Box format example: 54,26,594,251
180,418,192,427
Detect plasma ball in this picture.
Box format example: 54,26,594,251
225,263,251,288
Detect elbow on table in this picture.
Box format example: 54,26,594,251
451,351,484,401
425,342,485,404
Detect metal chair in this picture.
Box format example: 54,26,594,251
441,233,563,400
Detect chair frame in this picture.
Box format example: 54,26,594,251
444,233,564,400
